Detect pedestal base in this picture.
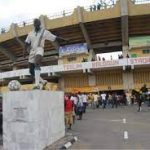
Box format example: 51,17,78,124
3,90,65,150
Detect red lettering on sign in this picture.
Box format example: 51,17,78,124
131,57,150,64
92,60,119,68
64,64,82,71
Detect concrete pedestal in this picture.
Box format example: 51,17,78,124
3,90,65,150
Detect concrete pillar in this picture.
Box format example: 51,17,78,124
58,77,65,90
123,71,134,90
11,23,17,37
88,74,96,86
3,91,65,150
39,15,46,28
120,0,129,57
122,45,129,58
88,49,95,61
76,6,93,57
12,65,18,70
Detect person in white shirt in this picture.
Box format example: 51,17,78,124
71,94,78,116
25,18,68,89
82,93,87,113
93,93,98,109
101,92,107,109
70,94,78,105
77,92,84,120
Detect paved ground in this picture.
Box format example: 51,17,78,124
0,104,150,149
69,104,150,149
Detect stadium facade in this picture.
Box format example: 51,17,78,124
0,0,150,93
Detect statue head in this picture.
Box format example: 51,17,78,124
33,18,41,32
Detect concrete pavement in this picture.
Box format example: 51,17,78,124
70,105,150,149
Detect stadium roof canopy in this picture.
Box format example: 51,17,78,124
0,0,150,71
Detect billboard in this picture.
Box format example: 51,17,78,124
59,43,88,57
129,36,150,48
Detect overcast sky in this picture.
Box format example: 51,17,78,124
0,0,95,29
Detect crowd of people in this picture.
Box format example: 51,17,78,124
64,84,150,130
82,53,130,63
89,1,115,12
131,84,150,112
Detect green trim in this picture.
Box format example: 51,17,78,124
129,36,150,48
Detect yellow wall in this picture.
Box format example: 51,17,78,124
83,1,120,22
133,69,150,90
0,82,58,93
45,14,78,29
64,74,88,88
128,0,150,16
65,86,99,93
59,53,89,64
0,28,14,42
64,70,123,92
96,70,123,90
129,48,150,57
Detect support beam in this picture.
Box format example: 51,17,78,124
58,77,65,91
51,41,60,52
77,6,92,49
79,23,92,49
0,46,17,62
39,15,46,28
0,50,58,66
120,0,129,57
11,23,25,51
44,49,58,56
0,55,58,70
92,41,122,49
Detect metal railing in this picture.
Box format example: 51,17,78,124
47,9,74,20
17,19,34,27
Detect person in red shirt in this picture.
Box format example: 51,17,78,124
64,95,74,129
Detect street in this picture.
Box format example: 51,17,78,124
70,105,150,149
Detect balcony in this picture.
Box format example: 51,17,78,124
0,56,150,80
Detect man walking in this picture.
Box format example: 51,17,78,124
101,92,107,109
25,18,67,89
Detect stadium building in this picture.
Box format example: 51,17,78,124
0,0,150,93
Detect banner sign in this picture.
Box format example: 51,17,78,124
129,57,150,65
64,63,83,71
92,60,120,68
59,43,88,56
129,36,150,48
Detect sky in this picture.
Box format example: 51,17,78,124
0,0,95,29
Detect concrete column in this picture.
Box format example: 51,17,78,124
88,74,96,86
120,0,129,57
12,65,18,70
58,77,65,90
11,23,25,57
77,6,93,55
39,15,46,28
122,45,129,57
88,49,95,61
123,71,134,90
